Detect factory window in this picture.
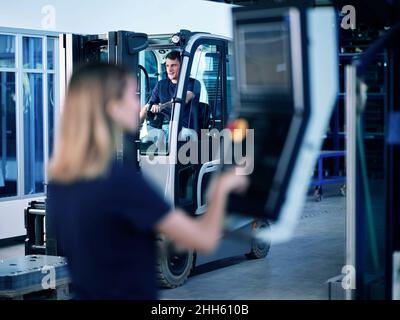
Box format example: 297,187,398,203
0,72,17,197
47,38,55,70
23,37,43,69
0,31,58,199
47,38,56,157
0,35,17,197
23,36,44,195
48,73,55,157
0,35,15,68
23,72,44,194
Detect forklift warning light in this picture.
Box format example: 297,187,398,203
227,119,249,143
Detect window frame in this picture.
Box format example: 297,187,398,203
0,28,59,202
185,40,228,131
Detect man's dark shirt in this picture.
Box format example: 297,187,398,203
149,78,196,128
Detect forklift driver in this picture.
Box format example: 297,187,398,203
139,50,198,131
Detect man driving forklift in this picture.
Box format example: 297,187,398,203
140,50,200,131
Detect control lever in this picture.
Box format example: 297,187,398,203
147,99,174,113
146,100,174,129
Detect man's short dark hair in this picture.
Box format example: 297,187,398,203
166,50,181,63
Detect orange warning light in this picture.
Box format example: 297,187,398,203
227,118,249,143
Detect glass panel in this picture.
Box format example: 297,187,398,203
226,55,234,119
0,72,17,197
357,53,387,299
177,167,196,204
190,44,223,129
0,35,15,68
145,51,158,75
139,49,170,156
23,37,43,69
48,74,55,157
238,23,291,93
23,73,44,194
144,51,159,102
47,38,55,70
139,117,169,156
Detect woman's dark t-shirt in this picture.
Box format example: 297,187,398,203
47,162,170,300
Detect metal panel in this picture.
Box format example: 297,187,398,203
16,34,24,197
42,36,48,185
345,64,357,300
0,27,60,37
54,37,60,151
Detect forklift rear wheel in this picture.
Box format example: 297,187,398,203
246,219,271,259
156,238,194,288
340,184,346,197
314,186,323,202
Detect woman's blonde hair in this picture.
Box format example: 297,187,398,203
48,63,131,183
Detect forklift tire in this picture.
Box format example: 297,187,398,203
314,186,323,202
246,219,271,259
156,237,194,288
340,184,346,197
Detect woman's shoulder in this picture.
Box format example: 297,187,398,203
47,162,144,199
47,162,136,189
109,162,143,187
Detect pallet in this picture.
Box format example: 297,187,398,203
0,255,70,300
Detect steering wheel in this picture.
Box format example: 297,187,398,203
146,100,173,129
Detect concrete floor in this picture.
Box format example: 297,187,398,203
0,242,24,260
160,187,346,300
0,186,345,300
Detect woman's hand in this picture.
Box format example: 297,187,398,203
207,168,249,202
221,168,249,194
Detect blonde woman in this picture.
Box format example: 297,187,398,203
47,63,248,300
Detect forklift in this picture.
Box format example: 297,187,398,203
25,29,270,288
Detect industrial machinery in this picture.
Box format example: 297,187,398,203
226,2,339,243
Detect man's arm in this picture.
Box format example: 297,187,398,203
156,170,248,253
185,91,194,104
140,82,161,122
139,104,149,123
185,78,196,104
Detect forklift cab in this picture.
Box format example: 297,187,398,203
59,30,230,211
54,30,264,288
137,32,230,215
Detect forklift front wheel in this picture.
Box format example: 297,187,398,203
156,237,194,288
246,219,271,259
313,186,323,202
